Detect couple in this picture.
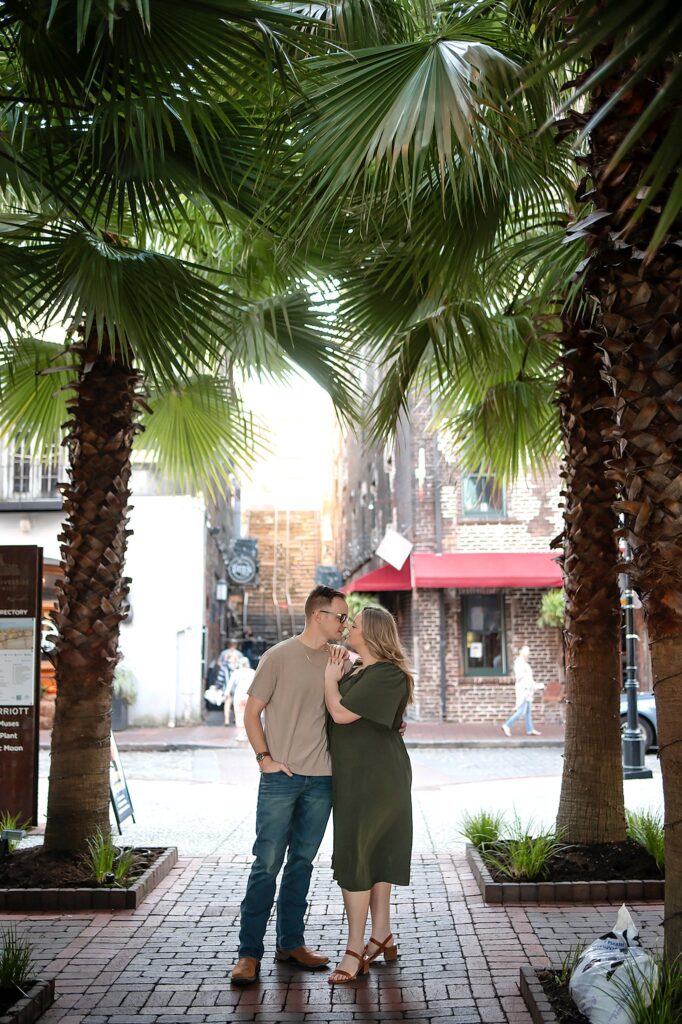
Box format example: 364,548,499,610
230,585,413,986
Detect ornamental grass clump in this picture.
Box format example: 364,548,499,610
0,812,31,853
626,809,665,872
0,926,33,994
460,810,505,850
615,951,682,1024
84,830,139,886
481,815,566,882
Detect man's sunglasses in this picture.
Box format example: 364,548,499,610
318,610,349,624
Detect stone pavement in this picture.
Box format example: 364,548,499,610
39,722,566,752
4,852,663,1024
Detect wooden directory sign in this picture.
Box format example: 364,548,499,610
0,546,42,825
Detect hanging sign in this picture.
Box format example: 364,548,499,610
0,546,42,825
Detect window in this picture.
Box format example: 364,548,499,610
12,436,31,494
40,448,60,497
462,472,506,518
462,593,506,675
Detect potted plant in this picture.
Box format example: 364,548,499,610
112,664,137,732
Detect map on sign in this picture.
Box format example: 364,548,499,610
0,618,36,705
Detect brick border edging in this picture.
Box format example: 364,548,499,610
466,844,664,904
0,977,55,1024
0,847,178,912
520,965,558,1024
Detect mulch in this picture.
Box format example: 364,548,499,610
537,970,589,1024
487,839,662,883
0,982,35,1016
0,846,161,889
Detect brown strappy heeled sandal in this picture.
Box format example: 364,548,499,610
327,949,369,985
363,934,399,966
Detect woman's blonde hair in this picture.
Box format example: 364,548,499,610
359,605,414,704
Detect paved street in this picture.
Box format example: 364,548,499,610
35,746,663,857
9,745,662,1023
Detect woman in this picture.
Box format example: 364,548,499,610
324,605,413,984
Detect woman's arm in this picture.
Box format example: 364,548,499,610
325,647,360,725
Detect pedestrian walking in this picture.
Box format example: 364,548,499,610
229,585,349,986
324,606,413,985
502,643,544,736
232,657,255,740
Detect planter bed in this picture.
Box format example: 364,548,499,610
0,847,177,911
520,965,588,1024
466,843,664,904
0,978,55,1024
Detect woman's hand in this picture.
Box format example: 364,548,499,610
325,644,346,683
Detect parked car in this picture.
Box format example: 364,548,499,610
619,691,657,751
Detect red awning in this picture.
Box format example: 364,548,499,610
345,551,561,592
413,552,561,588
344,559,412,592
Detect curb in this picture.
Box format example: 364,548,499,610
466,844,664,904
0,977,55,1024
0,847,177,912
39,738,565,752
520,966,558,1024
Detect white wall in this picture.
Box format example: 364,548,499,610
121,495,206,726
0,494,207,726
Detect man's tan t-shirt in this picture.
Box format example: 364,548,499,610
248,636,331,776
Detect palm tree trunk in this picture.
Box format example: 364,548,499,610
555,326,625,843
44,328,141,854
581,51,682,958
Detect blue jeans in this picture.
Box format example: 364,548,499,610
238,772,332,959
505,699,534,733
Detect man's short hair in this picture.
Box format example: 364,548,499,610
304,585,346,619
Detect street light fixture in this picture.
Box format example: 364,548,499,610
618,557,653,780
215,578,228,602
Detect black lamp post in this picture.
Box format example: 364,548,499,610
620,570,653,781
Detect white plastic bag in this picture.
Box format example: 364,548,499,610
569,905,658,1024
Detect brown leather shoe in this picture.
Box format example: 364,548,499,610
275,945,330,969
230,956,260,985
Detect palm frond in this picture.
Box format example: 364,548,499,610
0,215,237,383
228,291,360,422
0,337,72,457
140,375,268,498
536,0,682,246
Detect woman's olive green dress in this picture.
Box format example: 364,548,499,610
328,661,412,892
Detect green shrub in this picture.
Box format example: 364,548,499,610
460,810,505,850
626,809,665,872
84,830,139,886
481,816,566,881
0,812,31,853
537,589,565,629
617,951,682,1024
0,926,33,991
551,943,585,987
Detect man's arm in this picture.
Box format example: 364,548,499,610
243,695,293,776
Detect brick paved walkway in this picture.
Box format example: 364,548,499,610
3,853,663,1024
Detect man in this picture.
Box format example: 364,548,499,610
230,585,349,985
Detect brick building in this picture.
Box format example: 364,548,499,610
333,393,566,724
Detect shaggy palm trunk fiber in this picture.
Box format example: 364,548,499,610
555,330,625,843
44,330,141,854
582,54,682,958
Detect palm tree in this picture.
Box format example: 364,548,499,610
532,0,682,961
0,1,356,854
267,0,629,845
270,0,682,954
